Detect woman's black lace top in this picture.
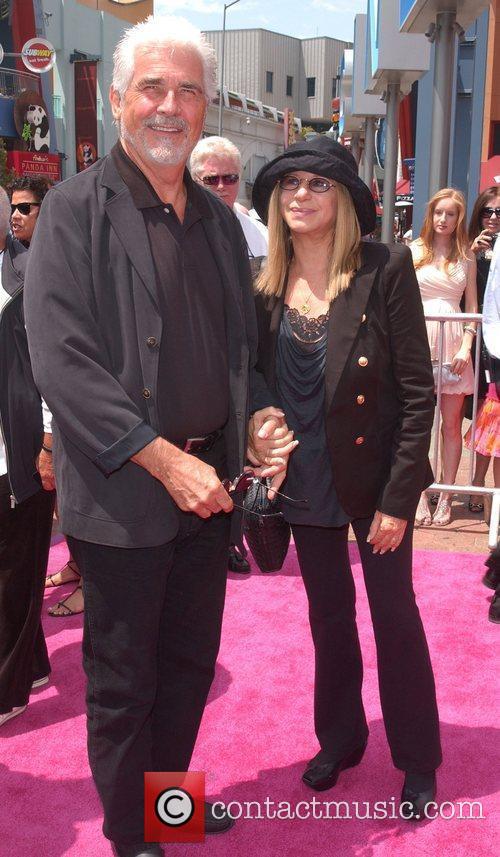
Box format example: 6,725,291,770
275,306,350,527
285,306,330,342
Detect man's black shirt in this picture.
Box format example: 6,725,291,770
111,142,229,441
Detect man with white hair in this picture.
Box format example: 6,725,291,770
25,16,288,857
0,186,55,728
190,136,268,271
191,136,269,573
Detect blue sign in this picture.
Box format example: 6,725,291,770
367,0,379,81
0,98,17,138
399,0,419,27
403,157,416,194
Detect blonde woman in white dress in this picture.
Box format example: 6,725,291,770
411,188,478,526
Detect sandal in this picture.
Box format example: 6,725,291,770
433,496,452,527
415,495,432,527
45,559,81,588
48,583,84,617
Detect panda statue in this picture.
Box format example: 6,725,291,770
26,104,50,153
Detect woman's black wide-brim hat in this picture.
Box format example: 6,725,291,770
252,135,376,236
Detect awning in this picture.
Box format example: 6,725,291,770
396,178,410,195
480,156,500,191
395,178,413,204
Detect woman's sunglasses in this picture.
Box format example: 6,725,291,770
278,176,335,193
11,202,40,216
481,207,500,218
201,174,239,187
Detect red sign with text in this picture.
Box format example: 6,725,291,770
7,150,61,182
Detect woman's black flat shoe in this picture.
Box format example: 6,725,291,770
400,771,436,821
302,743,367,791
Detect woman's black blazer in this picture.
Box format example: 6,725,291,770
253,241,435,521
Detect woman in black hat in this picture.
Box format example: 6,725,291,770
251,136,441,819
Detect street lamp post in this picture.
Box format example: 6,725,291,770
381,82,400,245
218,0,240,137
428,11,456,196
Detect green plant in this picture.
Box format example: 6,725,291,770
0,137,15,186
299,125,315,139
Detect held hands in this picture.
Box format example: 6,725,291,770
247,407,298,498
367,510,407,555
133,407,299,518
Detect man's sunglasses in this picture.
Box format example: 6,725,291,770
481,207,500,218
222,470,307,516
277,175,335,193
11,202,40,216
201,174,239,187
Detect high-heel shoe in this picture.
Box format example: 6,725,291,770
415,495,432,527
432,496,452,527
302,742,367,791
400,771,437,821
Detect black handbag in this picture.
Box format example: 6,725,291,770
243,479,291,573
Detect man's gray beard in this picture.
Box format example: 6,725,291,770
121,122,193,166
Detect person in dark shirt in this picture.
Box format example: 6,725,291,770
24,16,289,856
0,186,55,728
8,176,50,247
191,135,271,574
251,136,441,821
8,176,83,613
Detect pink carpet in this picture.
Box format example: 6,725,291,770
1,540,498,856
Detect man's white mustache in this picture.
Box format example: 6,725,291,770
144,118,188,131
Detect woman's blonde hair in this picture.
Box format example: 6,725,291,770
414,187,469,272
255,181,361,301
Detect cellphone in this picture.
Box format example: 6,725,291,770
481,232,497,261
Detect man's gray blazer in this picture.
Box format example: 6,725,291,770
24,154,271,547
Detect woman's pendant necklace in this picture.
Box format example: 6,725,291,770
300,291,314,315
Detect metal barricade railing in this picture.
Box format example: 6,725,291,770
424,311,499,548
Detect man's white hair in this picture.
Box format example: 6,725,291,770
190,136,242,176
112,15,217,101
0,186,11,238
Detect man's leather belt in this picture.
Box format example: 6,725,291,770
182,430,222,454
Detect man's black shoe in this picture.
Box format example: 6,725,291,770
488,587,500,624
302,743,366,791
205,800,235,833
400,771,436,821
228,545,250,574
483,566,500,591
112,843,162,857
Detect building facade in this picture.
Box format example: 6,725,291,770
43,0,152,178
0,0,152,181
204,28,351,128
412,5,491,229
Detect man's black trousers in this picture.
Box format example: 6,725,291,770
68,506,231,845
291,518,442,774
0,477,55,713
